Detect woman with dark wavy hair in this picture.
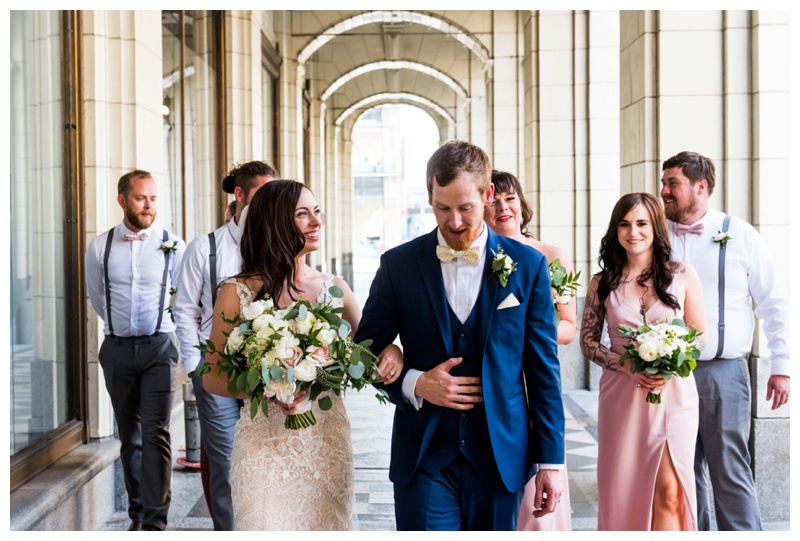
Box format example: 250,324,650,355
484,170,575,530
580,192,707,531
204,180,402,530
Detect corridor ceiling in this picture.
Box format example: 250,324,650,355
290,10,498,133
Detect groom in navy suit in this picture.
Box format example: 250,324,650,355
355,141,565,530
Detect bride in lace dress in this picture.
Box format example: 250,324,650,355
203,180,403,530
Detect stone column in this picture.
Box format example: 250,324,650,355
489,10,521,172
83,10,164,439
748,10,790,523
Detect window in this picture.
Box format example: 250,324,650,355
261,34,280,169
162,10,224,240
10,10,84,490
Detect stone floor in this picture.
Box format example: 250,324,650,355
99,385,790,531
100,388,605,531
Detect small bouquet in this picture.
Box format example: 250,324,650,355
548,259,581,323
617,314,703,404
196,286,389,429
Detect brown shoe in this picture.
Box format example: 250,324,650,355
128,521,143,531
141,524,161,531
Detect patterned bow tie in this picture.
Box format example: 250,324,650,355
436,245,480,265
675,223,704,236
124,232,148,241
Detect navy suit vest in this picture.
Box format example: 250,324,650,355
418,298,499,481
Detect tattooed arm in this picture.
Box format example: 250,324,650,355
580,274,621,371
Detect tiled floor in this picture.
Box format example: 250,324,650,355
100,388,603,531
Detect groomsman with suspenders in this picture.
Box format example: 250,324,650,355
173,161,276,530
660,151,790,530
85,170,186,531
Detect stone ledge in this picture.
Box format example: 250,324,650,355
10,438,120,531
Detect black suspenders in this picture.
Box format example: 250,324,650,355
715,215,731,359
103,228,171,337
153,230,170,335
103,227,116,337
208,232,218,306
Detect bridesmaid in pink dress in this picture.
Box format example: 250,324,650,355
484,171,576,531
580,193,707,531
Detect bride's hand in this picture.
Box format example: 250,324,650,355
375,344,403,385
278,389,310,415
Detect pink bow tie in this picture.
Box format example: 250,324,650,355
124,232,148,241
675,223,704,236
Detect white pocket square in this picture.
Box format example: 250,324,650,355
497,293,520,310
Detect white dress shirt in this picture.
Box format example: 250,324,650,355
402,224,489,406
174,219,242,374
85,222,185,337
668,208,790,375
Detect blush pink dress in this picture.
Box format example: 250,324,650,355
597,285,699,531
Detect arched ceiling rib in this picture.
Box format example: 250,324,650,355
335,92,454,126
297,11,490,65
320,60,468,102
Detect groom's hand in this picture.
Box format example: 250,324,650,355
531,469,563,518
415,357,483,409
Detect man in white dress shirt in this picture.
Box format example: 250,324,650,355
660,151,790,530
85,170,186,531
173,161,276,530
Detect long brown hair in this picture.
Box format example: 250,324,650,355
597,192,680,311
239,180,307,303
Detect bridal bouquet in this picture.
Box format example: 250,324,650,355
548,259,581,323
196,286,389,429
617,315,703,404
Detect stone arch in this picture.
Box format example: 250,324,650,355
320,60,468,102
297,10,490,65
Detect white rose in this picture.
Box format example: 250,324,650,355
162,240,176,249
268,380,296,405
636,330,661,345
294,360,317,382
317,328,337,347
225,328,246,353
637,340,660,362
656,341,676,358
555,293,572,305
251,313,275,332
241,300,268,321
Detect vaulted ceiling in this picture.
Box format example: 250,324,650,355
290,10,499,132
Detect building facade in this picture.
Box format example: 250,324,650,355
8,9,790,529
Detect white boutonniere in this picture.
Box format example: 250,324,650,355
490,247,517,287
160,239,178,254
712,229,733,245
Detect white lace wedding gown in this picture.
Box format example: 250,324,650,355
226,276,354,530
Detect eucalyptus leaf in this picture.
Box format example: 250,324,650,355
269,364,283,381
348,362,365,379
328,285,344,299
318,396,333,410
298,304,308,321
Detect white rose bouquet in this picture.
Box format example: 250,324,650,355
548,258,581,323
196,286,389,429
617,314,703,404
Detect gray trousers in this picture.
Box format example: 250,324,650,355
693,356,762,531
99,333,179,531
191,374,241,530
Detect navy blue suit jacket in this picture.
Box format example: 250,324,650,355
354,228,565,492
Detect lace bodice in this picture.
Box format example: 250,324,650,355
224,273,353,530
224,273,342,310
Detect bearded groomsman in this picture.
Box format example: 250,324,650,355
173,161,276,530
86,170,186,531
660,151,790,530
